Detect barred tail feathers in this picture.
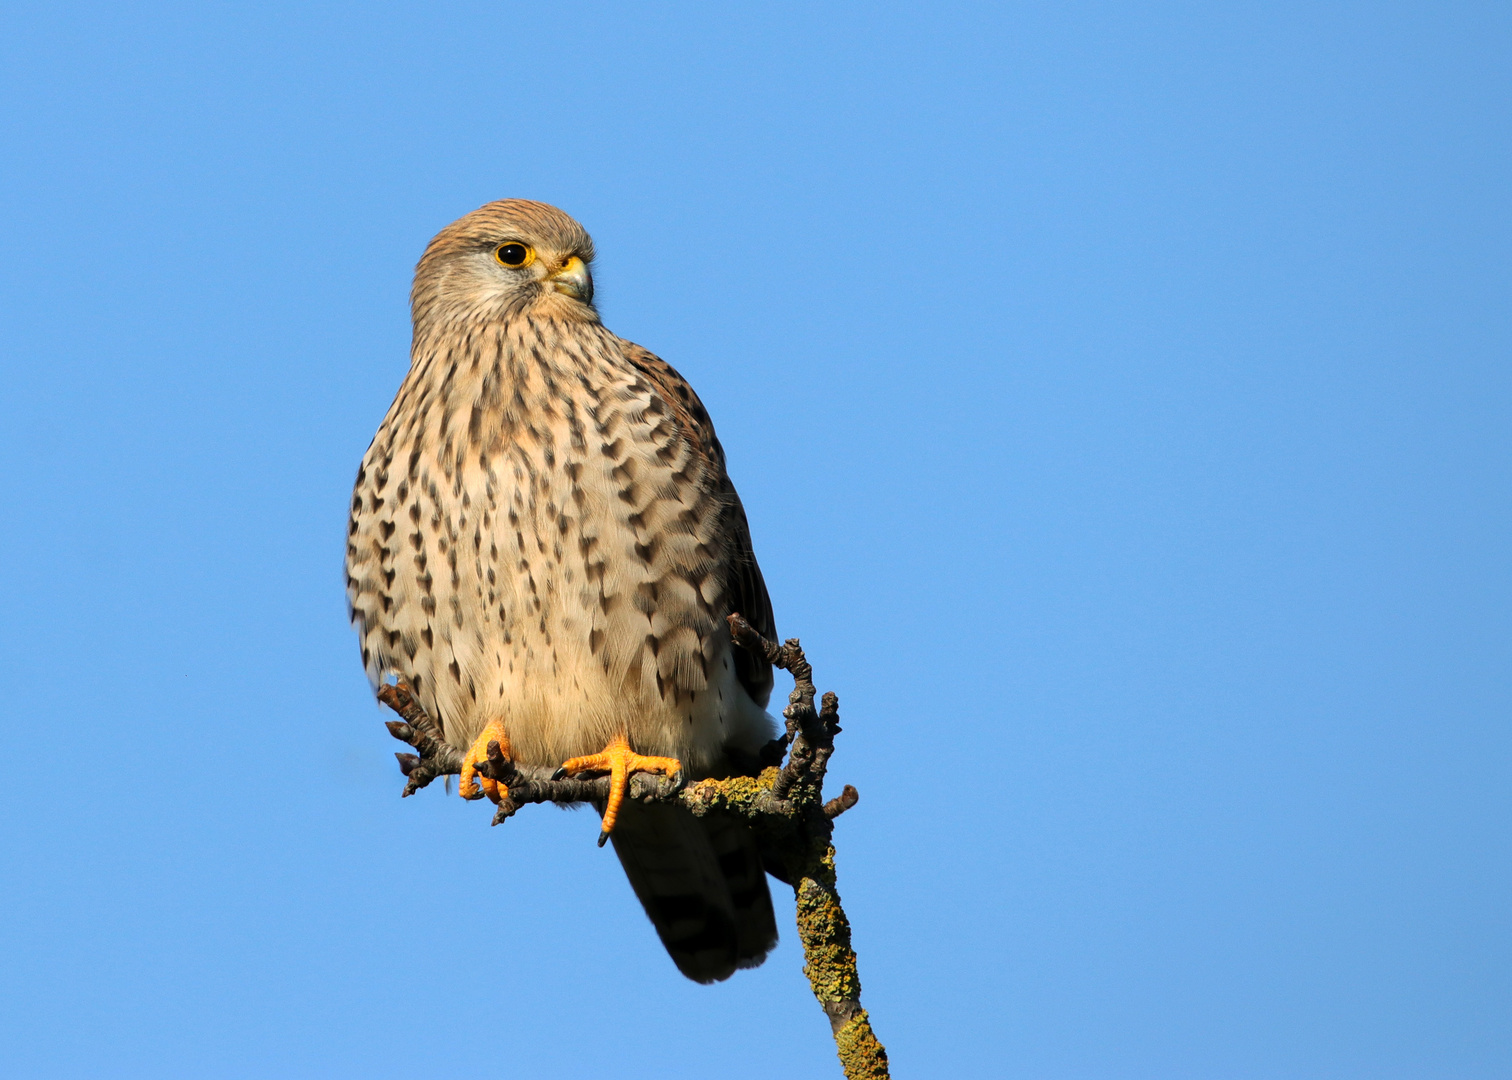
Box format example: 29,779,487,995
608,801,777,983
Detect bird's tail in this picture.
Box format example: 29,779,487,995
608,800,777,982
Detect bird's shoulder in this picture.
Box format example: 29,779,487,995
613,337,778,709
615,339,729,478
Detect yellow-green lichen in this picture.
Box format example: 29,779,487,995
683,766,778,815
834,1011,890,1080
796,869,862,1004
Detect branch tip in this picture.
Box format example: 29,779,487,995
824,785,860,819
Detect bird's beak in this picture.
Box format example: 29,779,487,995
550,256,593,302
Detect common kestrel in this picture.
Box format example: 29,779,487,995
346,200,779,981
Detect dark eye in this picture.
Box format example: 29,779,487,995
495,243,533,267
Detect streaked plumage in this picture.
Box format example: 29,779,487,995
346,200,779,980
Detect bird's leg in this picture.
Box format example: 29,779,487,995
460,719,514,804
554,735,681,846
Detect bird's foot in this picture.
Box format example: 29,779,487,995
460,719,514,804
554,735,682,846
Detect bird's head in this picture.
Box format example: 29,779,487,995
410,199,598,337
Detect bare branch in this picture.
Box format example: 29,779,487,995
377,683,463,796
823,785,860,819
725,616,888,1079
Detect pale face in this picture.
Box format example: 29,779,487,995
431,234,595,326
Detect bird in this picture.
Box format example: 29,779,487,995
345,199,780,982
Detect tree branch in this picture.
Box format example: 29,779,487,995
376,616,890,1079
377,682,463,797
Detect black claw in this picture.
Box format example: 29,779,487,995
597,830,610,848
385,720,413,741
551,766,568,781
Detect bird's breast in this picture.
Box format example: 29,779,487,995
347,318,746,772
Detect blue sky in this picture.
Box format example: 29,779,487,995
2,3,1508,1077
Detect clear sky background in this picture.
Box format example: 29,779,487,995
2,3,1508,1078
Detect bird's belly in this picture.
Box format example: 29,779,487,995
453,623,756,777
435,573,758,776
402,459,761,777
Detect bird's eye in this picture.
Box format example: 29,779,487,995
495,243,534,268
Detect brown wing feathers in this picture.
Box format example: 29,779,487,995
622,344,777,709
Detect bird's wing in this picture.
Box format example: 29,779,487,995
622,343,777,709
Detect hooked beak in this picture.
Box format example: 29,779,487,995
549,256,593,302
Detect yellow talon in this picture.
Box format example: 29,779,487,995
460,719,512,804
558,734,681,844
